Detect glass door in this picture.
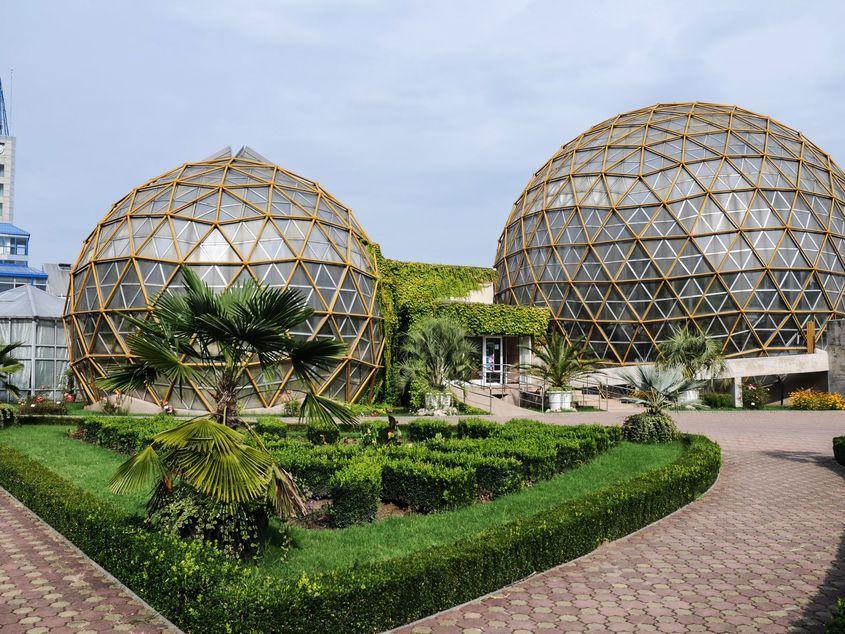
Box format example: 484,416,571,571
483,336,503,385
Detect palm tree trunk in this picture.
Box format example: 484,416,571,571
213,384,241,428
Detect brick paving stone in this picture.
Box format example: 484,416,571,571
392,411,845,633
0,488,177,633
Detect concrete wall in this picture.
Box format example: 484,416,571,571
0,136,15,222
827,319,845,395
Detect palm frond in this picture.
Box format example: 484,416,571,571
108,445,166,495
300,391,358,428
267,464,307,517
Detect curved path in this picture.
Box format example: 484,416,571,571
0,488,177,634
394,411,845,633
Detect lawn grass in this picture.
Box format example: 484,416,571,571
0,424,684,583
0,425,147,514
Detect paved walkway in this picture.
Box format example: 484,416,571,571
395,410,845,633
0,488,176,634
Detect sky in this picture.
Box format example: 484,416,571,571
3,0,845,268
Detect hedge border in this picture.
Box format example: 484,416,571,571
0,428,720,633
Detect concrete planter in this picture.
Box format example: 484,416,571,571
548,390,573,412
424,391,452,411
678,388,700,404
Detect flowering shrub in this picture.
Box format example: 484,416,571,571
790,388,845,411
741,381,766,409
19,395,67,415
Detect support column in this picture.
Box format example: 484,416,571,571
733,377,743,408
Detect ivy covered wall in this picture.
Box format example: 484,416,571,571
367,246,551,404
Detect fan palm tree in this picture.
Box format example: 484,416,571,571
0,342,24,397
618,365,702,415
100,265,355,522
98,265,355,428
657,323,726,382
398,316,477,392
519,332,601,390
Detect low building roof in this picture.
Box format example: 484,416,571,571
0,223,31,237
0,285,64,319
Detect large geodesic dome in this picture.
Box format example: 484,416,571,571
495,102,845,363
65,147,383,409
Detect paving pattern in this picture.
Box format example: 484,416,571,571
0,488,176,634
395,411,845,633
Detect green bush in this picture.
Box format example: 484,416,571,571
741,380,767,409
19,413,81,425
622,413,678,443
0,404,17,428
306,420,340,445
827,598,845,632
426,437,557,482
701,392,733,408
0,432,720,633
329,457,383,527
407,418,454,441
834,437,845,467
253,417,288,439
456,417,499,438
77,416,171,453
381,459,476,512
271,441,361,497
19,395,67,415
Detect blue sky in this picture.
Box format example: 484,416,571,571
4,0,845,267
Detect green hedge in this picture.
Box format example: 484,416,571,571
431,301,550,337
329,457,382,527
17,414,73,425
306,420,341,445
381,459,476,512
834,437,845,467
0,433,720,633
406,418,454,441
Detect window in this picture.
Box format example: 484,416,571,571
0,165,4,177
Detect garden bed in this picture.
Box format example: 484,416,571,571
0,418,720,633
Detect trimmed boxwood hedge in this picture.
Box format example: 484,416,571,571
329,457,382,527
381,459,476,512
0,432,720,633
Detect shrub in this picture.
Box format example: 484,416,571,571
19,395,67,415
306,420,340,445
17,414,72,425
283,398,302,417
407,418,454,441
828,598,845,633
622,413,678,443
271,442,361,497
253,417,288,439
701,392,733,408
425,437,557,482
791,388,845,411
329,457,383,527
456,417,499,438
834,437,845,467
147,483,276,561
381,460,476,512
741,381,767,409
0,404,17,428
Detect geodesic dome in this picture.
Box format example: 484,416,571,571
494,103,845,363
65,147,383,409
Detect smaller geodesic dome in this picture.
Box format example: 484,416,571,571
65,147,383,410
0,285,67,400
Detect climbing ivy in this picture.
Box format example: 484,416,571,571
430,302,550,337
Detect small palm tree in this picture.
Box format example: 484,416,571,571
0,342,24,397
657,324,725,382
618,365,701,415
398,316,477,392
98,266,354,428
519,332,600,390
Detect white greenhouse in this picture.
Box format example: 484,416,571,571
0,285,68,400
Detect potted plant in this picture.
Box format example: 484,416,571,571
657,324,725,404
519,333,601,412
398,316,477,414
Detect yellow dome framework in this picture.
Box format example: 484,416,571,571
495,103,845,363
65,147,383,410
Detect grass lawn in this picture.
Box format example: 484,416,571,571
0,424,684,581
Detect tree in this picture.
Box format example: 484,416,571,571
398,316,477,393
618,365,701,415
657,324,726,382
519,332,601,390
0,342,24,397
98,265,355,428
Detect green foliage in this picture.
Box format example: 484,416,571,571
0,404,17,428
406,418,455,441
657,323,726,380
828,598,845,632
329,457,383,527
306,420,341,445
619,365,701,415
622,413,679,443
253,417,288,439
431,302,550,337
741,380,767,409
382,459,476,512
701,392,734,408
456,417,499,438
519,332,601,389
17,414,72,425
148,482,277,560
834,437,845,467
399,316,477,392
0,432,720,633
0,341,24,396
19,395,68,415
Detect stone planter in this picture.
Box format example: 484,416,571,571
548,389,573,412
424,391,452,411
678,388,700,404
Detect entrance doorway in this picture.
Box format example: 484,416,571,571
482,336,503,385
